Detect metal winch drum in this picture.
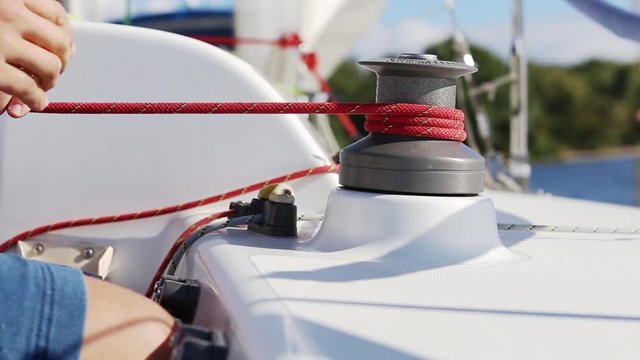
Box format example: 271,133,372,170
339,53,485,195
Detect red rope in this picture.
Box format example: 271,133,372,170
191,33,304,48
38,101,430,114
4,99,466,290
0,165,339,253
37,101,466,141
365,114,466,141
146,209,233,297
191,33,361,139
298,52,360,139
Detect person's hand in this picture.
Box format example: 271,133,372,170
0,0,74,118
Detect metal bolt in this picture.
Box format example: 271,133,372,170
34,243,45,255
268,183,296,205
82,247,95,259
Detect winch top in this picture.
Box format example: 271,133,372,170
359,53,477,79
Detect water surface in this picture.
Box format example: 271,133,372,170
530,155,638,206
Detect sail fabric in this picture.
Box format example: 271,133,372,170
565,0,640,42
234,0,386,92
65,0,386,93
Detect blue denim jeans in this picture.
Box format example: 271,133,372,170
0,254,86,359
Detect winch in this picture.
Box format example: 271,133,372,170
339,53,484,195
310,54,515,267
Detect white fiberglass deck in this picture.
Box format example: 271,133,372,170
185,191,640,360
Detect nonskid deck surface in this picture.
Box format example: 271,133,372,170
190,224,640,360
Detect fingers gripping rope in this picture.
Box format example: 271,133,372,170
37,102,466,141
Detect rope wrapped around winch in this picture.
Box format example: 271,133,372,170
38,101,467,141
1,100,468,295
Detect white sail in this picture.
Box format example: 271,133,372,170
234,0,387,93
65,0,114,21
65,0,386,93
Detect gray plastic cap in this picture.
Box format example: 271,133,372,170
338,54,485,195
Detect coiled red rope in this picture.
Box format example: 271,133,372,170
0,165,339,253
38,101,466,141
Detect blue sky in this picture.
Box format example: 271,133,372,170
381,0,630,27
110,0,640,64
353,0,640,64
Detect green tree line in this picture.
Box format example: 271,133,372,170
328,39,640,160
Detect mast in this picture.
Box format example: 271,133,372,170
508,0,531,189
